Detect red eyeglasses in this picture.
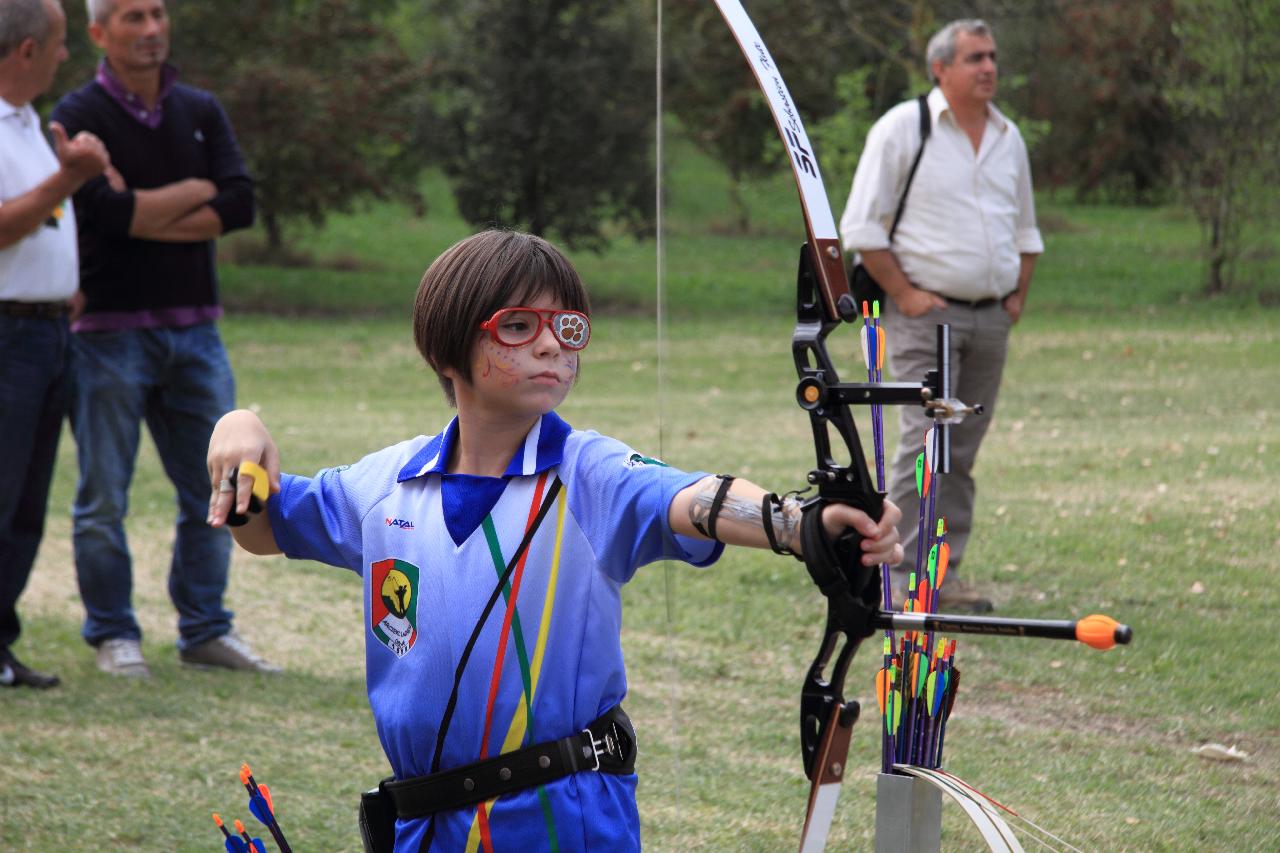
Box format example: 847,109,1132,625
479,307,591,350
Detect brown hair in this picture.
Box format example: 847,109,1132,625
412,229,591,406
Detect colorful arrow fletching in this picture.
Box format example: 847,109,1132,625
259,783,273,815
249,794,272,827
876,666,891,714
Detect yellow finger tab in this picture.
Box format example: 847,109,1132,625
238,460,270,505
226,461,269,527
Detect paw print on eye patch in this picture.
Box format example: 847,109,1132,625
555,314,589,348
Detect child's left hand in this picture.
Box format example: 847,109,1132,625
819,499,904,567
206,409,281,529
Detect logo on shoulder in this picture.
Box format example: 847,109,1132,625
385,517,415,530
625,451,669,469
371,558,420,658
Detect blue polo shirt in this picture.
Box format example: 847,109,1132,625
268,412,721,852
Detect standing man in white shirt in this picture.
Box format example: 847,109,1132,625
0,0,110,687
839,19,1043,612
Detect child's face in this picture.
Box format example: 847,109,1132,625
451,291,581,421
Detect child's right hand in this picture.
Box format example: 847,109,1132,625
206,409,282,529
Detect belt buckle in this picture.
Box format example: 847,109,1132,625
582,725,619,771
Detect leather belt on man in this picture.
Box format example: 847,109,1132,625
0,300,71,318
943,294,1005,309
382,704,637,819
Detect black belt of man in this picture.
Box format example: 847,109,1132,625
943,294,1005,309
382,704,636,819
0,300,70,318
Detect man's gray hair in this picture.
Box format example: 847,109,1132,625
0,0,52,60
926,19,992,83
85,0,112,25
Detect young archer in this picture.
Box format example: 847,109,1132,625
206,229,902,852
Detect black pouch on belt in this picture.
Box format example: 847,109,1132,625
358,784,397,853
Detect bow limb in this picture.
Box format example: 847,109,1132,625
709,2,883,850
710,0,852,324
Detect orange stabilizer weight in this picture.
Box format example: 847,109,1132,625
1075,614,1133,650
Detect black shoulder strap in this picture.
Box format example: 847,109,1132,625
427,477,564,775
887,94,932,243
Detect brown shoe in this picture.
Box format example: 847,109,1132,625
936,580,994,614
180,632,281,673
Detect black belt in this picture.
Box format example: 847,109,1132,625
382,704,636,819
943,295,1004,309
0,300,70,318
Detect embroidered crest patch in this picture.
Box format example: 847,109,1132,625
625,451,669,468
370,558,420,658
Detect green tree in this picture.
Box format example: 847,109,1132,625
1169,0,1280,293
664,0,869,232
423,0,654,251
48,0,429,252
1016,0,1178,201
175,0,429,251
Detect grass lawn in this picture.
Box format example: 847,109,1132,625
2,134,1278,850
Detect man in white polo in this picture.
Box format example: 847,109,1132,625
0,0,109,687
840,19,1043,612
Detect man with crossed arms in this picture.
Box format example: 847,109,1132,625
839,19,1043,612
53,0,275,676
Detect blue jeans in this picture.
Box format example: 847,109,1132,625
71,323,236,649
0,314,72,655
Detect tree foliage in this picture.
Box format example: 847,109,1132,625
423,0,654,252
49,0,428,251
1167,0,1280,293
664,0,869,231
1017,1,1179,201
176,0,429,249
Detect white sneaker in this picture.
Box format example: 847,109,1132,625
180,631,281,673
96,638,150,678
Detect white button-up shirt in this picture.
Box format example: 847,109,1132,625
839,87,1043,302
0,96,79,302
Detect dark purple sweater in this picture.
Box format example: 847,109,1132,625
51,80,254,323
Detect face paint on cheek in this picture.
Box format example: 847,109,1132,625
564,354,579,379
479,341,522,385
